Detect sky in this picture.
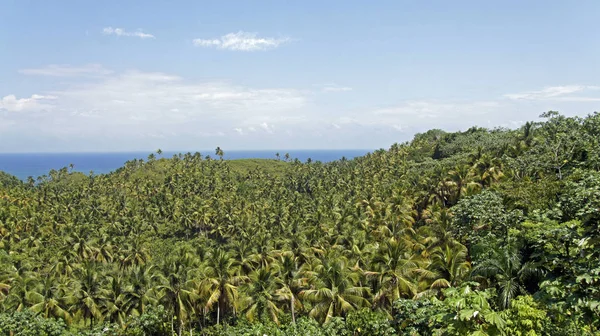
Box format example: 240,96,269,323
1,0,599,152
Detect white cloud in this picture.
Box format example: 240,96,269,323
331,100,504,135
554,96,600,102
372,101,499,119
193,39,221,47
31,94,57,100
4,77,599,151
504,85,600,101
320,84,353,93
0,94,56,112
193,31,290,51
260,122,273,133
102,27,155,39
19,64,112,77
4,68,306,142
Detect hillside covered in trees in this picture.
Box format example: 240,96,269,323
0,111,599,335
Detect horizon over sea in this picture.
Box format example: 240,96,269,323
0,149,372,180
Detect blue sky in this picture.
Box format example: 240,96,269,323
1,0,599,152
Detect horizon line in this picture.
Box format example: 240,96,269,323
0,148,377,155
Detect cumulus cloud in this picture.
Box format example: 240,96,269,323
0,94,56,112
193,31,290,51
102,27,155,39
504,85,600,101
19,64,112,77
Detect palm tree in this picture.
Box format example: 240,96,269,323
419,204,458,252
0,264,15,305
72,262,104,328
231,240,255,275
368,237,421,311
445,164,480,204
94,234,114,264
156,255,197,336
274,252,304,324
128,265,158,315
49,251,78,278
473,154,504,187
101,275,135,325
198,249,246,325
300,255,368,323
250,233,277,269
427,244,471,290
120,238,149,269
69,231,95,261
472,245,541,309
27,276,72,322
215,147,224,160
240,266,284,324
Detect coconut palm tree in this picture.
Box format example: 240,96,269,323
427,244,471,291
198,249,246,325
300,254,368,323
101,275,135,325
273,252,304,323
128,264,159,315
72,262,104,329
445,164,480,205
27,276,72,322
215,147,224,160
368,237,422,312
156,254,197,336
240,266,284,324
419,204,458,252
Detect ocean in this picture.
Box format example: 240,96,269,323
0,150,371,180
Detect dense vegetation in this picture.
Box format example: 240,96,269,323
0,111,599,335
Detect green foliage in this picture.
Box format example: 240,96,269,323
122,305,170,336
431,283,506,336
345,309,396,335
561,169,600,227
496,178,561,215
394,299,438,335
472,244,541,309
0,171,22,189
503,295,547,336
451,191,522,257
0,310,67,336
0,112,598,334
228,159,289,176
76,305,169,336
201,316,353,336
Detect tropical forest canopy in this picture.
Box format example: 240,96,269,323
0,111,599,335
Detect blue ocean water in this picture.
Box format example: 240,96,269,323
0,150,371,180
